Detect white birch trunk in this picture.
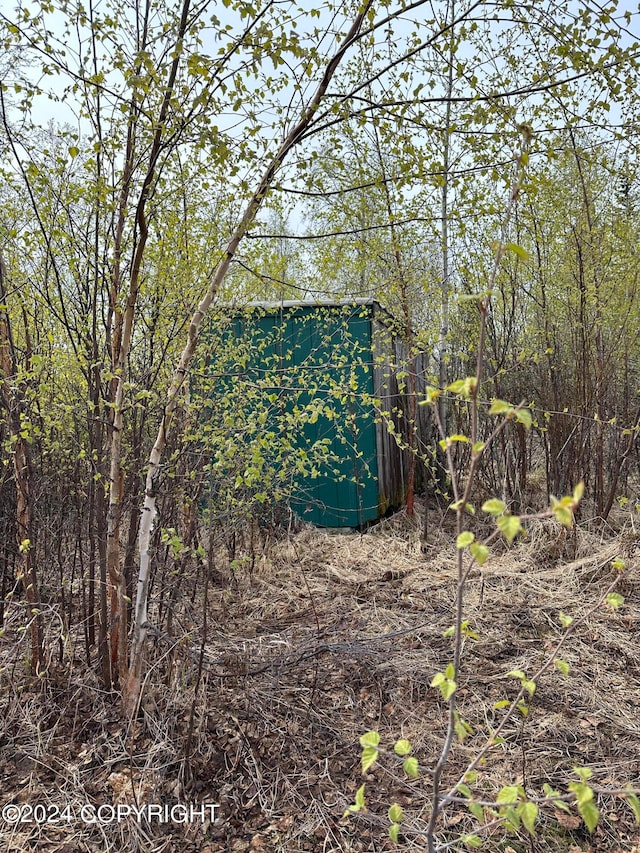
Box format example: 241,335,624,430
125,2,373,712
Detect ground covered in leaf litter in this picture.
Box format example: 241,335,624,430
1,508,640,853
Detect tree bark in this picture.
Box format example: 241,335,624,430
125,0,374,713
106,0,193,689
0,251,44,675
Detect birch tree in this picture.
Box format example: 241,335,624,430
2,0,639,710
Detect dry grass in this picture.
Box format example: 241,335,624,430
1,506,640,852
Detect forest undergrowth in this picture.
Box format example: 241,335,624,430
1,502,639,853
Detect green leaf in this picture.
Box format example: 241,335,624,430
520,801,538,833
388,803,404,823
515,408,532,429
543,783,572,812
489,398,512,415
470,542,489,565
457,783,472,799
507,669,525,679
440,679,456,700
568,781,593,809
361,746,378,773
344,783,366,816
497,514,523,542
359,730,380,748
463,377,478,397
457,531,475,548
394,739,412,756
455,713,472,741
447,378,477,397
359,734,379,773
496,785,520,805
450,499,476,515
69,145,79,158
468,801,484,821
553,505,574,527
482,498,506,516
554,658,570,675
625,789,640,824
505,242,531,261
605,592,624,610
446,433,470,444
403,756,419,778
578,799,600,832
462,834,483,848
559,611,573,628
461,621,480,640
503,806,521,831
389,822,400,843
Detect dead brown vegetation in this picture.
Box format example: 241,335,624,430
1,508,640,852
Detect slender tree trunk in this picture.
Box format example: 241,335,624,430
370,117,417,515
602,406,640,521
438,0,455,437
125,1,374,713
0,251,44,675
434,0,456,506
106,0,192,688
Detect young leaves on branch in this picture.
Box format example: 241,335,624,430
568,767,599,833
431,662,456,701
551,481,584,527
359,730,380,773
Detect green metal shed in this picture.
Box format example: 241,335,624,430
202,298,427,528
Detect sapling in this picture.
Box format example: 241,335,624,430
343,129,636,850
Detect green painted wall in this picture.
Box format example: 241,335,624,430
200,299,417,528
232,302,381,527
